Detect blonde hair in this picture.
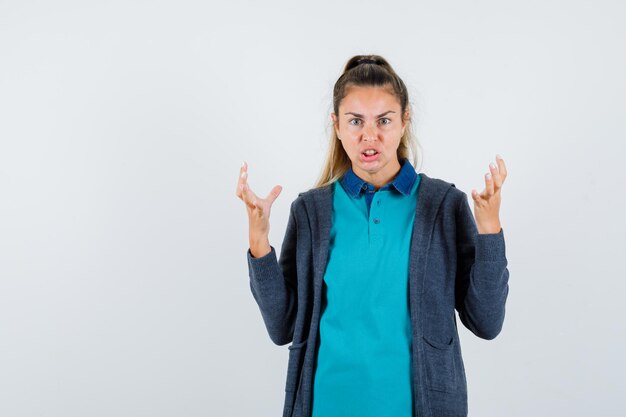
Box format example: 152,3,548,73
313,54,423,189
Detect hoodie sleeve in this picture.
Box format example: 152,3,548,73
246,200,299,346
454,191,510,340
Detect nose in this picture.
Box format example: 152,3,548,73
363,122,377,141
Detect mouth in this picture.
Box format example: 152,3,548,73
360,149,380,162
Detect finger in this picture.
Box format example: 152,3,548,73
266,185,283,205
484,172,494,196
495,154,507,182
236,172,245,199
236,171,248,200
236,161,248,198
489,161,502,190
244,184,258,209
240,182,258,209
239,167,250,199
471,189,481,203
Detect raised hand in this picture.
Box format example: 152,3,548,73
236,161,283,257
470,154,507,234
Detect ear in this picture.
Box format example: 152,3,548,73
331,112,340,137
401,110,409,134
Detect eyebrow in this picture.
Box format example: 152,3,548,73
344,110,396,118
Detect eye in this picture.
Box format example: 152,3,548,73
349,118,362,126
379,118,391,125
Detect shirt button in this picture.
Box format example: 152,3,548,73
373,218,380,224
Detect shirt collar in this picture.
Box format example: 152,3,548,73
339,157,417,198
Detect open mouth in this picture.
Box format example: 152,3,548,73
361,150,379,161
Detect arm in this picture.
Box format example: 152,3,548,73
454,192,510,340
246,200,299,346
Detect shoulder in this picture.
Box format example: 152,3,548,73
298,181,333,196
418,172,468,212
282,183,333,219
420,172,464,196
280,182,334,221
419,172,454,188
295,182,333,203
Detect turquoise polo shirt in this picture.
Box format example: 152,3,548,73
312,158,421,417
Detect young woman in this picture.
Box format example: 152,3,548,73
236,55,509,417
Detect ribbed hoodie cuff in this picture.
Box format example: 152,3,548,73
475,227,507,262
247,246,279,281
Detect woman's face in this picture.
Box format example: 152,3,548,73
331,85,408,185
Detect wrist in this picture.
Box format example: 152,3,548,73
249,234,270,258
476,220,502,234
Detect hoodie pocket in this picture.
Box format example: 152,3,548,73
422,334,457,393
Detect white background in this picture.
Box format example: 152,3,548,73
1,0,624,416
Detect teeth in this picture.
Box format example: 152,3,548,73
364,149,377,155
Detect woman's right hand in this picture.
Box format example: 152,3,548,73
236,162,283,256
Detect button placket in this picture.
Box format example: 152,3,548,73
368,188,385,247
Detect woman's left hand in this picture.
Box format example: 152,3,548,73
471,154,507,234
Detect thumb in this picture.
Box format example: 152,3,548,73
266,185,283,205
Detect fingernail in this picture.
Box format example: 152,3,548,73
241,171,247,178
489,162,496,170
242,161,246,167
486,173,491,179
496,154,502,160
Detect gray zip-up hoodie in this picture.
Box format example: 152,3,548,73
246,173,510,417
